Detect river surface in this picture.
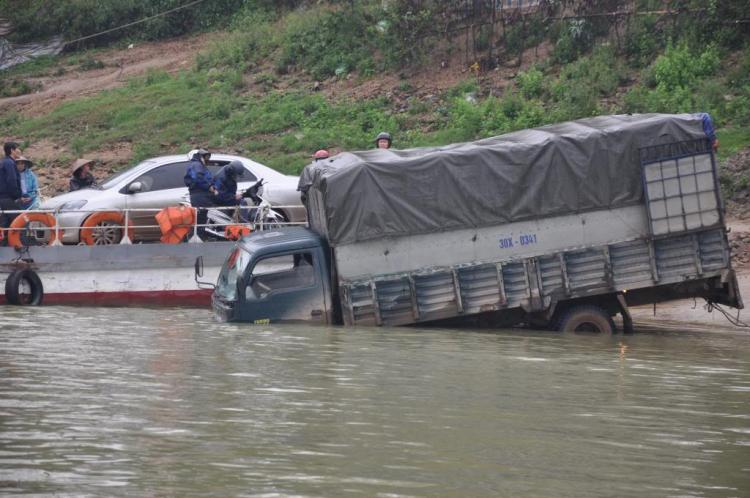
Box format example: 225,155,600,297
1,306,749,497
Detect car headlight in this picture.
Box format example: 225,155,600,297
59,200,88,210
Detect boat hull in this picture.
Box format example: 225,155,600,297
0,242,236,307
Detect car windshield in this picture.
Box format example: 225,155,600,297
216,247,253,301
100,161,156,189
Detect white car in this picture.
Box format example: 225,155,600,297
40,154,306,244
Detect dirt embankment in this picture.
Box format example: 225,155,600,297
0,34,210,118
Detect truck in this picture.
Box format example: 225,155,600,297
208,113,743,333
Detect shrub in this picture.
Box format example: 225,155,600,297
726,87,750,126
0,78,40,98
196,11,280,73
653,42,720,91
623,14,660,67
277,7,378,80
475,24,492,52
727,46,750,87
552,20,601,64
516,68,543,99
144,69,170,86
79,55,105,71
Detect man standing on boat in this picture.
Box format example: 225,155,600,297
0,141,23,234
184,149,216,240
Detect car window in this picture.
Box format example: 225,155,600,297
101,160,155,189
207,162,229,177
208,161,257,182
132,162,190,193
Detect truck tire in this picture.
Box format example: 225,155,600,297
5,268,44,306
556,305,616,334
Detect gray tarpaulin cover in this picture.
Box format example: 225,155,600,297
299,114,708,247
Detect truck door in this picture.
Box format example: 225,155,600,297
238,250,328,324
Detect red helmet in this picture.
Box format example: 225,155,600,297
315,150,329,161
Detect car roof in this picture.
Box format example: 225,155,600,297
138,153,295,178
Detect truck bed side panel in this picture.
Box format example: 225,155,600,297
335,205,649,281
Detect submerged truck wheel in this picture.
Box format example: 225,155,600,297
5,268,44,306
556,306,616,334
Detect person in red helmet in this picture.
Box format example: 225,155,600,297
314,150,329,161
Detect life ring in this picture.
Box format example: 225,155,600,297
4,268,44,305
8,213,57,247
81,212,135,245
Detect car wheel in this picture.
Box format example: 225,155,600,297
90,220,123,245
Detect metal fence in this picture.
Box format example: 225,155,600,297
0,206,306,247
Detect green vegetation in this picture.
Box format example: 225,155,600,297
0,0,262,45
0,0,749,183
0,78,40,98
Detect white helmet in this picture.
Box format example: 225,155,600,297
187,149,199,161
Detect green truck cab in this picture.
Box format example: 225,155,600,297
211,228,335,324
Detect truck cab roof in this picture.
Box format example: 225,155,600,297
238,227,327,258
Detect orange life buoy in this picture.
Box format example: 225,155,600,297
80,212,135,245
8,213,57,247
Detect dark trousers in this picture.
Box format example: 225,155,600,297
190,192,215,238
0,198,18,246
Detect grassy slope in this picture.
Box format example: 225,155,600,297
2,5,749,181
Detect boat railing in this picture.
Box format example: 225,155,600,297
0,206,306,246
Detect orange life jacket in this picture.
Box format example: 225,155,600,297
156,206,196,244
225,224,252,240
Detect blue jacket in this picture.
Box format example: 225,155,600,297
184,155,213,195
0,156,21,200
19,168,39,209
695,112,717,148
213,165,240,206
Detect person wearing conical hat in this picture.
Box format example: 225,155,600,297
15,156,40,210
69,158,99,192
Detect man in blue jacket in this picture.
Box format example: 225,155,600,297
0,141,23,234
213,160,252,220
183,149,216,239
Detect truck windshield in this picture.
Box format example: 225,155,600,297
216,247,252,301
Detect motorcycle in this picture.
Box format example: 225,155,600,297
202,179,285,241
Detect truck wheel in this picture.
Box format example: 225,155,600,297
556,305,616,334
5,268,44,306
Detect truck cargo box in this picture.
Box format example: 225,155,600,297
299,113,711,247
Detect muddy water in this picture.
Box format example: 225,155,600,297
1,306,749,497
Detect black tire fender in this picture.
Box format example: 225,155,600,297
556,305,616,334
5,268,44,306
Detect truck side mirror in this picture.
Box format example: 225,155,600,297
128,182,143,194
194,255,215,290
195,256,204,278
